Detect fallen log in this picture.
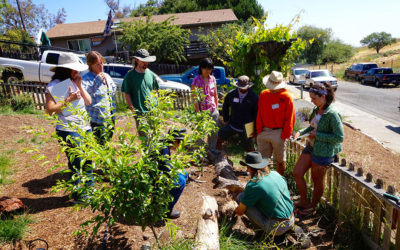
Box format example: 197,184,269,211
195,196,219,250
215,176,245,193
214,156,237,180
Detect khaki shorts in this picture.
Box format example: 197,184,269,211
257,127,286,163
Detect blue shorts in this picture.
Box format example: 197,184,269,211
311,154,334,167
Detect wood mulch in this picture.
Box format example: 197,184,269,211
0,114,399,249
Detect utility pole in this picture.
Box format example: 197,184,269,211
16,0,27,32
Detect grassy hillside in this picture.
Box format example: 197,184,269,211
308,41,400,78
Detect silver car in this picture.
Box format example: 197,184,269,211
289,68,309,85
304,70,338,91
103,63,191,91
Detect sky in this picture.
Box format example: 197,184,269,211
31,0,400,47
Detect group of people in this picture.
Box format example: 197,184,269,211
193,58,344,236
44,49,344,233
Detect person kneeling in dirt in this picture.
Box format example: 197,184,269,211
234,151,294,236
157,128,189,219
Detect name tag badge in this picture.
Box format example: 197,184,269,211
272,103,279,109
233,98,240,103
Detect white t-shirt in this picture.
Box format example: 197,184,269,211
46,79,91,132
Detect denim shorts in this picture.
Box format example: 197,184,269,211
311,154,334,167
302,144,313,155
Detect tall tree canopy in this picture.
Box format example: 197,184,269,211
118,16,190,63
104,0,132,18
360,32,397,54
143,0,264,21
297,25,332,64
0,0,66,37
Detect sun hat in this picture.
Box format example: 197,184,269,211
49,52,88,72
133,49,156,62
262,71,287,90
234,75,254,89
239,151,270,169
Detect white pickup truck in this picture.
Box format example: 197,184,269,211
0,50,86,84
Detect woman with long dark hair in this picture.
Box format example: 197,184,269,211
292,83,344,213
191,58,219,154
45,52,92,202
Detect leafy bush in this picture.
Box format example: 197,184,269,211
0,214,33,243
10,94,35,112
31,89,216,242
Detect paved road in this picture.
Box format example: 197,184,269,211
335,80,400,125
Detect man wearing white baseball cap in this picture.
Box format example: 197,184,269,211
256,71,295,176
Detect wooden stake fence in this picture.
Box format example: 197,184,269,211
287,140,400,249
0,82,193,110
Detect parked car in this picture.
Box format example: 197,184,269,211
288,68,309,85
103,63,190,91
344,63,378,81
160,66,235,88
304,70,338,90
360,67,400,88
0,50,86,84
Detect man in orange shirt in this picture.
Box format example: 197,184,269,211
256,71,295,176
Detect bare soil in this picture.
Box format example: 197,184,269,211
0,114,399,249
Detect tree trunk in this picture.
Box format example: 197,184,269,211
214,152,237,180
215,176,245,193
195,196,219,250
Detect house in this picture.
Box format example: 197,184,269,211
46,9,238,61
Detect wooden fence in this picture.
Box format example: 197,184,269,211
287,140,400,249
0,82,47,109
0,82,193,111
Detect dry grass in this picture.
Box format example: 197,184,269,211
307,41,400,75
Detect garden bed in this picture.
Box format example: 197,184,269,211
1,114,399,249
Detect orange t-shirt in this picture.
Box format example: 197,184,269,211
256,89,295,140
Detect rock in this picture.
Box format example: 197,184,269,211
219,200,237,218
0,196,25,214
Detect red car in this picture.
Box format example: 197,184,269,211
344,63,378,81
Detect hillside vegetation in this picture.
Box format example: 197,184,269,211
308,40,400,77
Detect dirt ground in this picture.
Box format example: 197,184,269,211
0,114,399,249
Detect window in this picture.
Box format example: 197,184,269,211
363,64,378,70
67,39,91,52
213,69,221,80
45,53,59,64
104,66,132,78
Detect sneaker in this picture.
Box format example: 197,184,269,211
167,210,181,219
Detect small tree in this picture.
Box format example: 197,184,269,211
223,15,308,93
321,40,354,64
118,16,190,64
198,21,251,64
360,32,397,54
297,25,332,64
31,90,216,245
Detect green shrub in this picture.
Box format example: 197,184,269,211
0,214,33,243
10,94,35,112
0,154,13,185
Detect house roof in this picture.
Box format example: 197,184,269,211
46,9,237,39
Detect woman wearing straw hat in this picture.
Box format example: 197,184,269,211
235,151,294,236
45,52,92,202
256,71,295,176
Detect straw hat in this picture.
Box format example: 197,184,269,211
50,52,88,72
262,71,287,90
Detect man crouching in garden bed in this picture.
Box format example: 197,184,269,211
235,151,294,236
